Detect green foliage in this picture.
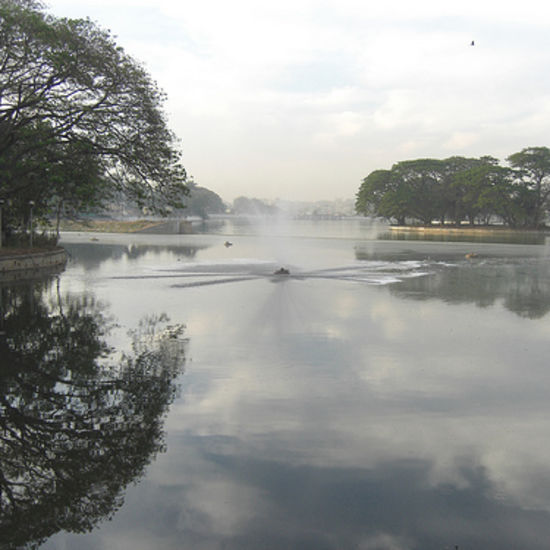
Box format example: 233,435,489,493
355,169,392,215
356,148,550,228
183,181,226,219
0,0,188,232
390,159,446,224
507,147,550,227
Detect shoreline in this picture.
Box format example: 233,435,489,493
58,219,163,233
0,247,68,282
389,225,549,235
58,218,194,234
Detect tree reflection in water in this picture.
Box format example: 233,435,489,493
389,258,550,319
0,278,187,549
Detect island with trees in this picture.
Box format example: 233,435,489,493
355,147,550,229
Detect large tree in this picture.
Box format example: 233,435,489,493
355,169,411,225
507,147,550,227
390,159,446,224
452,163,516,225
441,156,492,224
357,160,448,225
183,180,226,219
0,0,187,228
355,169,392,216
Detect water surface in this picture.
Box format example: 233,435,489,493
3,220,550,549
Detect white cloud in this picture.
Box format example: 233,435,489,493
45,0,550,201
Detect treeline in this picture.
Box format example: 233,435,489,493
355,147,550,228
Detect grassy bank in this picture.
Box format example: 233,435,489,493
0,219,160,257
58,219,162,233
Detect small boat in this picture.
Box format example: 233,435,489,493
273,267,290,275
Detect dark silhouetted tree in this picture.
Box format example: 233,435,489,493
0,0,188,229
507,147,550,227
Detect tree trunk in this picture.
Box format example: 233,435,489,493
55,200,63,243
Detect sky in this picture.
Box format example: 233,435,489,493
45,0,550,203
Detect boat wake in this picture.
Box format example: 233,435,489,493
111,258,440,289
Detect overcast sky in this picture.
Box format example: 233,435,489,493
46,0,550,203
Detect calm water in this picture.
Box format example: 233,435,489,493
3,219,550,549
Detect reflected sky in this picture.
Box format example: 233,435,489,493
39,226,550,549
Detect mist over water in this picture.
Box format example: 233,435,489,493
9,219,550,549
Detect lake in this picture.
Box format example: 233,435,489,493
3,218,550,550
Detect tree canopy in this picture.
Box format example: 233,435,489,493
0,0,187,229
356,147,550,228
183,180,226,219
507,147,550,228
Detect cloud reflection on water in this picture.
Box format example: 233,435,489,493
47,233,550,549
143,276,550,548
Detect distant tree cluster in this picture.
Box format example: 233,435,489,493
355,147,550,228
0,0,187,237
183,180,226,219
